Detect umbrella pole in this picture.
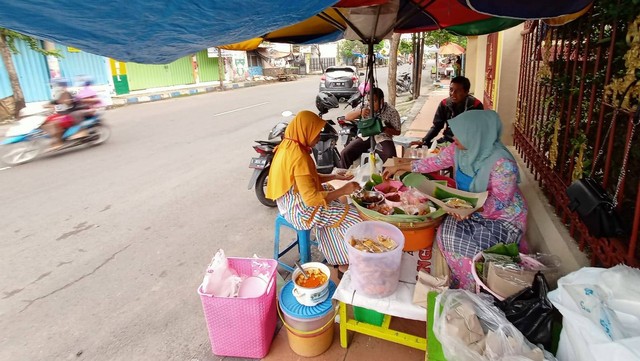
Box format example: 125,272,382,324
367,42,377,175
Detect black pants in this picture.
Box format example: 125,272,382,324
340,137,397,169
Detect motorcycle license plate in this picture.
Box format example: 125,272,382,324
249,157,267,169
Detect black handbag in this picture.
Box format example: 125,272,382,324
357,116,383,137
567,178,625,238
565,107,636,238
496,272,560,352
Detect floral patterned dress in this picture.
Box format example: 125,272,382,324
412,144,528,291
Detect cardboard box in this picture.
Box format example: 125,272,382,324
383,157,415,168
486,262,537,299
399,247,434,284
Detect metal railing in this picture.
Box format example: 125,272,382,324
514,2,640,267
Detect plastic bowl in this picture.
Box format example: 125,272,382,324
291,262,331,306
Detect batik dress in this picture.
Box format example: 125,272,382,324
412,144,528,290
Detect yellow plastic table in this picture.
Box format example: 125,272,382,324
332,271,427,351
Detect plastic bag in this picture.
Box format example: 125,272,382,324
548,265,640,361
201,249,241,297
496,272,559,352
433,289,556,361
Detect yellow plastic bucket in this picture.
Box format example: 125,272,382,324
278,304,336,357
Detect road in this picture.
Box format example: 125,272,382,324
0,64,419,361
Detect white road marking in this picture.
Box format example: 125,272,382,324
0,167,10,171
211,102,269,117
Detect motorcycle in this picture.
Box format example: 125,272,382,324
396,72,413,94
248,92,341,207
0,111,110,166
336,92,363,148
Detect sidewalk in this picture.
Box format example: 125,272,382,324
403,79,450,141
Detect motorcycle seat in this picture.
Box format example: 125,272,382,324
256,139,281,146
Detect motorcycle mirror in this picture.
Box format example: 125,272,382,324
281,111,293,117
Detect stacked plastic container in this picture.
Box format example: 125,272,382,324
279,280,337,357
197,257,277,358
345,221,405,298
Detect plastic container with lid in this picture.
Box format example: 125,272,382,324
344,221,405,298
279,280,337,357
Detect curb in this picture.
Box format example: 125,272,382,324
110,79,274,107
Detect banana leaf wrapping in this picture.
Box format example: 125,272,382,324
351,199,444,229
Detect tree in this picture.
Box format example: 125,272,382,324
387,33,401,106
398,39,412,56
0,28,60,118
337,40,366,65
423,30,467,48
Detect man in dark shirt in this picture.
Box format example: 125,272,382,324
414,76,483,148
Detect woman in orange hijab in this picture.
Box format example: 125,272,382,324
266,111,361,270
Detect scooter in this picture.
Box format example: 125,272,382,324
396,72,413,94
336,92,362,148
0,111,110,165
248,92,342,207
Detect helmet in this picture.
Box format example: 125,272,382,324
315,92,339,115
76,75,94,87
51,77,71,88
358,82,371,95
269,122,288,140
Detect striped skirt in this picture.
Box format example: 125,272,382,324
276,186,361,265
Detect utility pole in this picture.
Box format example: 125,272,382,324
218,48,224,90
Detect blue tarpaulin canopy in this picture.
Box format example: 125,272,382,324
0,0,593,64
0,1,338,64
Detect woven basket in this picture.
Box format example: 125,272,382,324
352,201,443,251
198,257,278,358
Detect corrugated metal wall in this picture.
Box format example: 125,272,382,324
195,49,220,82
126,56,194,91
0,39,50,102
56,45,110,86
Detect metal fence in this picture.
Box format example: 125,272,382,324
514,2,640,267
309,57,336,73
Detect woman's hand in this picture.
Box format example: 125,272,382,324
382,163,411,180
447,212,470,221
447,207,483,221
340,181,361,196
334,169,354,181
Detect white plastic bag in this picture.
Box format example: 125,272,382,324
201,249,241,297
433,290,555,361
548,265,640,361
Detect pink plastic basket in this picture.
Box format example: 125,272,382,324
471,252,545,301
198,257,278,358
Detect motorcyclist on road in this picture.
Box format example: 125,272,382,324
41,78,99,151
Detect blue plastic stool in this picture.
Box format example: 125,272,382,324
274,214,315,272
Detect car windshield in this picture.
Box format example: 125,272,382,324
325,67,355,77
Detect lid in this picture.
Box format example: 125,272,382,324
279,280,336,319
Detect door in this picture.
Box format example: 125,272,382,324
484,33,499,110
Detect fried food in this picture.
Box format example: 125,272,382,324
350,235,398,253
443,197,474,209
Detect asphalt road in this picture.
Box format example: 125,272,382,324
0,65,419,361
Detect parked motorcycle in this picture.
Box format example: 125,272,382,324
248,92,341,207
0,111,110,165
396,72,413,94
336,92,363,148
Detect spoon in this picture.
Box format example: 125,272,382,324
295,261,309,279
